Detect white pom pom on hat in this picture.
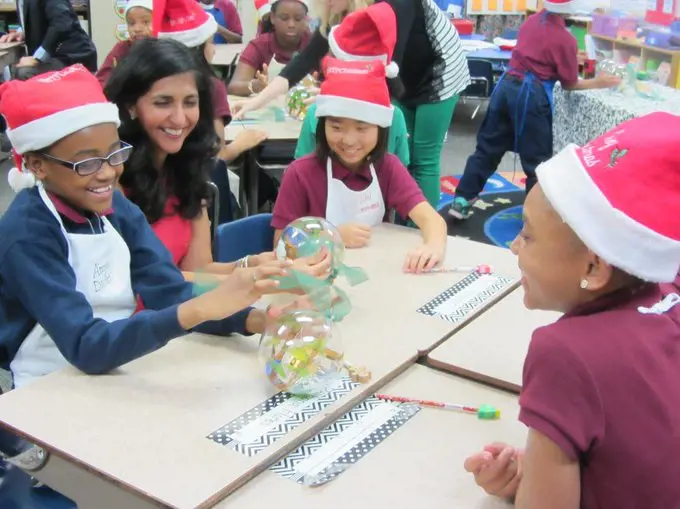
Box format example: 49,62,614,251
385,61,399,79
7,166,36,192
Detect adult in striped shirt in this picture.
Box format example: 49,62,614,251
232,0,471,209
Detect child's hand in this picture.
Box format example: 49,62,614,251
463,443,523,500
255,63,269,87
338,223,371,249
292,247,332,279
234,129,268,152
403,242,444,273
211,259,290,313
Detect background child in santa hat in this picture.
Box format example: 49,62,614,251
463,113,680,508
0,65,288,390
293,3,410,171
228,0,311,97
272,57,447,273
96,0,154,88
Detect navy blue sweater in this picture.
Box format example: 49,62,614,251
0,188,251,375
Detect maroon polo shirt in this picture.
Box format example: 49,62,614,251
210,77,232,124
508,10,578,86
271,153,425,229
239,31,312,73
48,192,113,222
519,283,680,508
95,40,133,88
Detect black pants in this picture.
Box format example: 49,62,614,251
455,77,553,200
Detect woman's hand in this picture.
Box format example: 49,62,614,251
403,242,445,273
463,443,523,501
249,251,277,267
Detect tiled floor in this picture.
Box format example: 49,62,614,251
0,102,525,217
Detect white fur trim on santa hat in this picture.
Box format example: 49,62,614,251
537,144,680,283
125,0,153,15
328,26,394,74
258,3,271,16
7,102,120,156
316,95,393,128
543,0,577,13
7,166,36,192
158,13,218,48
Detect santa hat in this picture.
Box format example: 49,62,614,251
315,57,393,128
543,0,578,13
153,0,217,48
125,0,153,16
0,65,120,193
537,112,680,283
328,3,398,79
255,0,271,17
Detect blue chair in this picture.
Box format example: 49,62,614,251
501,27,519,39
461,59,495,119
0,468,75,509
214,213,274,263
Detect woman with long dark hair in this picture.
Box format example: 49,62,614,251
105,38,274,276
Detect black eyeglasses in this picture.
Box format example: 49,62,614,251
38,142,133,176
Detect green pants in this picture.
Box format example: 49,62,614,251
393,95,459,208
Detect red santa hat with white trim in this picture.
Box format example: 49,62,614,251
125,0,153,16
537,112,680,283
315,57,393,128
255,0,271,17
0,65,120,193
543,0,578,13
327,3,399,79
153,0,217,48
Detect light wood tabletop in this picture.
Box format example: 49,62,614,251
0,226,523,507
427,288,561,393
220,364,527,509
225,95,301,142
212,43,245,67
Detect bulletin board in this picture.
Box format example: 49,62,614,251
467,0,528,15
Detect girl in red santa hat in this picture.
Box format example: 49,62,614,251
463,113,680,508
0,65,288,389
272,56,447,273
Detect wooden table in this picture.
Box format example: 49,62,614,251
427,288,561,393
0,41,24,68
0,227,521,507
221,365,526,509
0,332,416,508
224,94,301,214
212,43,245,67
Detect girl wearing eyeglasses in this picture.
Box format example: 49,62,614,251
0,65,288,388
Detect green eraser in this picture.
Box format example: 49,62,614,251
477,404,501,420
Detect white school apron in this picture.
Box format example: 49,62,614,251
325,157,386,227
10,186,137,388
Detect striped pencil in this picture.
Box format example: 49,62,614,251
375,394,500,420
423,264,494,275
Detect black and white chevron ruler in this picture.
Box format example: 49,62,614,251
207,376,358,457
417,271,515,324
269,397,420,485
